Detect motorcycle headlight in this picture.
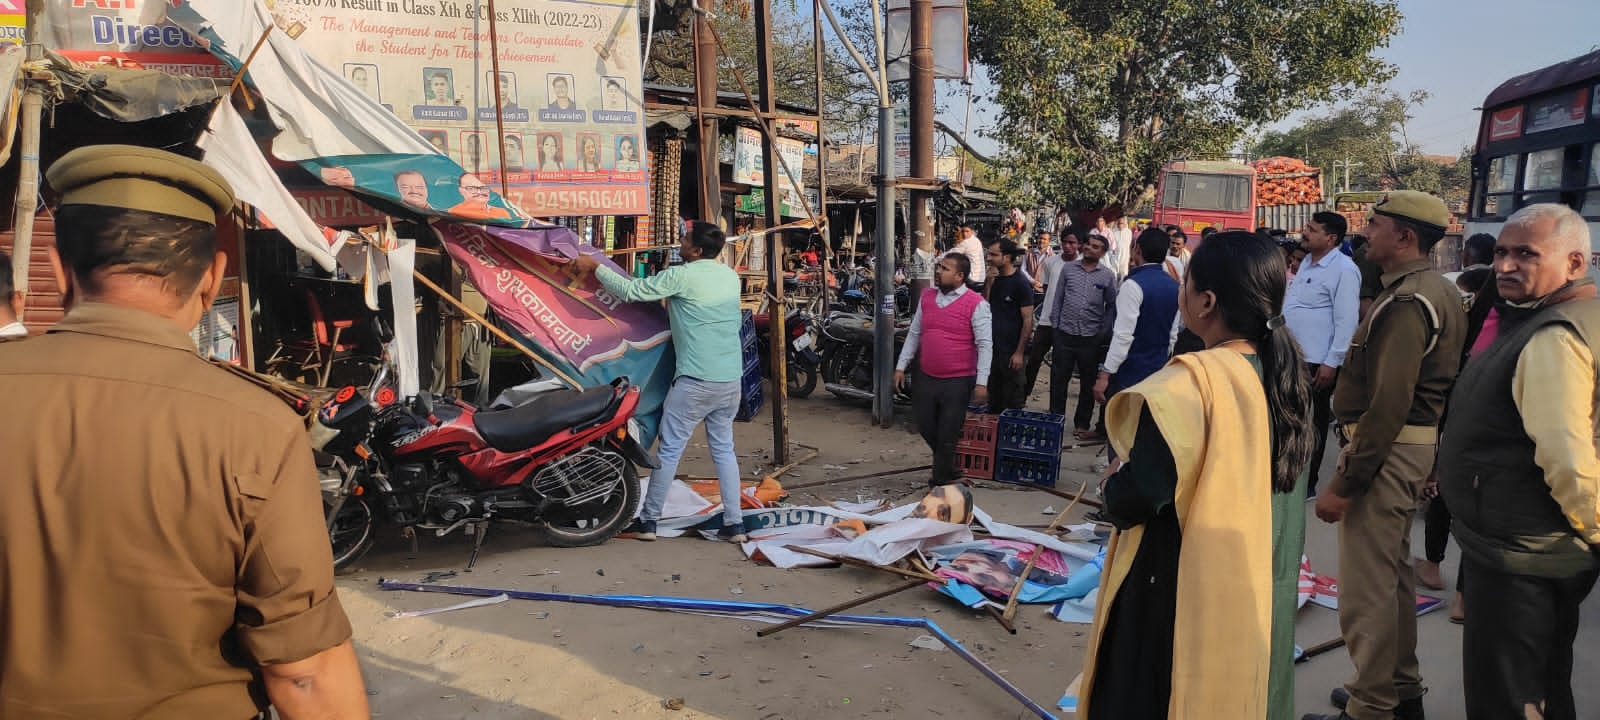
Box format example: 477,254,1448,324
626,417,643,441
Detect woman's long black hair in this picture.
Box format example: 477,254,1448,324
1185,231,1314,493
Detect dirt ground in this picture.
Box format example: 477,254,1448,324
337,382,1600,719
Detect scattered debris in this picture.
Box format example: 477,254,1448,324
698,671,713,677
385,593,508,619
1040,506,1056,515
528,612,549,619
663,697,685,711
729,586,745,595
420,570,457,584
909,635,947,651
595,568,605,577
382,580,1061,720
526,569,560,577
633,643,645,652
669,574,682,583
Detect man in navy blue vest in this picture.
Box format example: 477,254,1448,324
1094,228,1180,406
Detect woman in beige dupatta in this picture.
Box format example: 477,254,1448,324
1080,231,1316,719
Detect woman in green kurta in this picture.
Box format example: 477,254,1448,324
1082,231,1315,719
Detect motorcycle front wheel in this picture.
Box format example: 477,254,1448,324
540,457,640,547
326,496,375,571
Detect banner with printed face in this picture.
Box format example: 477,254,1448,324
436,221,673,442
40,0,647,218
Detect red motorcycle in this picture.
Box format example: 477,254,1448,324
311,355,652,570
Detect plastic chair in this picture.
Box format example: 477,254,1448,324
305,288,362,386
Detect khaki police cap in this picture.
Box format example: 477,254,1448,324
1371,190,1449,233
45,145,235,224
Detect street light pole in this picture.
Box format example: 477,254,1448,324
869,0,895,426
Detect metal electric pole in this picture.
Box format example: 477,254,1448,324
907,0,935,293
693,1,720,221
814,0,896,424
870,0,896,426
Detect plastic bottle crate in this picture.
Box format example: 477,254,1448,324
997,409,1067,455
958,412,1000,451
736,377,764,422
742,346,761,376
994,449,1060,488
740,309,757,346
957,445,995,481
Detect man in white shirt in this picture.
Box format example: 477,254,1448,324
1094,229,1181,408
895,253,993,486
1283,211,1362,497
1024,233,1072,398
0,252,27,340
948,223,987,291
1108,216,1135,280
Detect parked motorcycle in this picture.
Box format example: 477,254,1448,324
817,310,912,405
310,348,652,570
754,309,821,399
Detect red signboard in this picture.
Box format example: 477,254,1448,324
1488,105,1524,142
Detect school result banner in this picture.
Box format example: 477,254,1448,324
40,0,647,218
292,0,648,217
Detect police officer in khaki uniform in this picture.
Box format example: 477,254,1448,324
0,146,369,718
1305,191,1467,720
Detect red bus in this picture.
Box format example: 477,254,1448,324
1466,49,1600,266
1151,160,1258,236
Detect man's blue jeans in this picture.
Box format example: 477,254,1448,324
642,376,744,526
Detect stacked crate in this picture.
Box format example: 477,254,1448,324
994,410,1067,487
736,310,764,421
956,413,999,481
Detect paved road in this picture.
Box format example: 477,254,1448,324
1292,442,1600,719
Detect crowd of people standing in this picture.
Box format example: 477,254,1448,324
900,194,1599,719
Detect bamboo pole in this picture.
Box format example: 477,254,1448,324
9,0,45,309
226,28,276,111
755,579,926,637
782,545,938,581
485,0,511,199
782,464,932,492
411,269,581,389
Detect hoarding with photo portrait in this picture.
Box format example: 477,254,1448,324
38,0,649,218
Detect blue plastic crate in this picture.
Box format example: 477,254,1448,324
740,365,764,395
997,409,1067,456
736,379,764,422
740,309,758,346
993,449,1059,488
742,345,761,376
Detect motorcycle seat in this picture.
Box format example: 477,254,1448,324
474,385,617,452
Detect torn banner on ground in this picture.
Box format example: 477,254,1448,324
929,540,1100,609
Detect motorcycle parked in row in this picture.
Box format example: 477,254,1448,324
310,345,653,570
754,309,821,399
817,310,912,405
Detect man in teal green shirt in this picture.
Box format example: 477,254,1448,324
573,221,748,542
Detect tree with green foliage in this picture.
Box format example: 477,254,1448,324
642,0,876,131
966,0,1403,210
1254,89,1471,205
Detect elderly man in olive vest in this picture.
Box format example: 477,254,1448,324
1438,203,1600,720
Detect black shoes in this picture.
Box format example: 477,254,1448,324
1320,687,1425,720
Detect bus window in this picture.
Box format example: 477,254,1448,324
1586,144,1600,216
1522,148,1565,206
1483,155,1518,217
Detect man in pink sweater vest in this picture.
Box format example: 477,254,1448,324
894,253,994,485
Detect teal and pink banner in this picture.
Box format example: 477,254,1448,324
437,222,675,442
